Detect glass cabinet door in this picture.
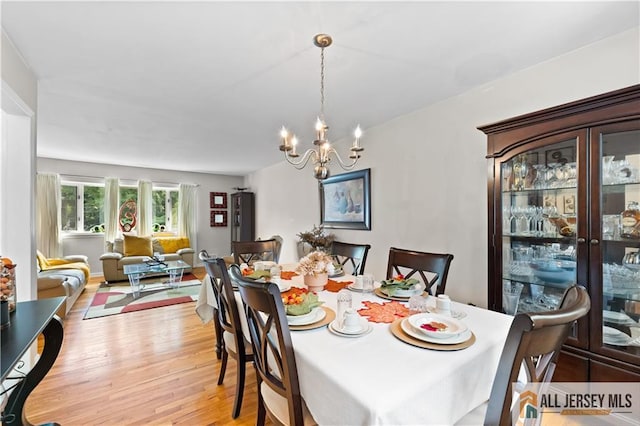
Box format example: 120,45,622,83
499,133,584,317
595,123,640,360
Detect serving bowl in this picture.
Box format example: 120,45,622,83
407,313,468,339
529,259,576,285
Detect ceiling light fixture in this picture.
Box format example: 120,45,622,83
279,33,364,180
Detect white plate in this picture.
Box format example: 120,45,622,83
380,286,423,298
401,318,472,344
328,320,373,337
287,307,326,326
603,310,636,325
407,312,468,339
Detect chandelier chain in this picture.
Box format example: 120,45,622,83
320,47,325,122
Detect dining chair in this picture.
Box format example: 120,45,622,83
456,284,591,426
200,252,253,419
229,265,318,426
386,247,454,295
330,241,371,275
198,250,224,360
232,239,280,265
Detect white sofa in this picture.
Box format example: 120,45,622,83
100,236,194,282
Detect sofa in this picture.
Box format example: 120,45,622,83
36,251,90,318
100,234,195,282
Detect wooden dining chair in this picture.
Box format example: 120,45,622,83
229,265,318,426
198,250,224,360
232,239,280,265
386,247,454,295
200,252,253,419
330,241,371,275
456,285,591,426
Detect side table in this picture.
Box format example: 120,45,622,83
1,297,65,426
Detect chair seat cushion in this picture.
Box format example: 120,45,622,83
261,382,317,426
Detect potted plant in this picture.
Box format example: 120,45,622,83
297,225,335,257
296,250,335,292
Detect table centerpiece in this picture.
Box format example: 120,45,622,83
297,250,335,292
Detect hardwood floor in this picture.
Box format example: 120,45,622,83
26,268,266,426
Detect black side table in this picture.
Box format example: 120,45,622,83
1,298,64,426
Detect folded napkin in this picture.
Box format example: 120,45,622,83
357,301,410,323
324,279,353,293
195,274,217,324
280,270,299,280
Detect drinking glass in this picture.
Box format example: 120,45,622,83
532,165,547,189
336,289,352,328
408,294,429,313
502,162,513,191
168,269,182,290
502,281,523,315
362,274,374,293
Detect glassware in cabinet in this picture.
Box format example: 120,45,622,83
500,138,579,315
597,127,640,357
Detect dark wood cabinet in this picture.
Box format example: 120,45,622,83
230,191,255,246
480,85,640,381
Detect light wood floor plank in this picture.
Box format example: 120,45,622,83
25,267,265,425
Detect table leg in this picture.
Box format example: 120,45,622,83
128,273,142,298
4,315,63,426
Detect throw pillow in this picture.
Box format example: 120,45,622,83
123,235,153,257
157,237,190,253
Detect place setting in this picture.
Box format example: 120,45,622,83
390,312,476,351
374,274,429,301
283,287,335,330
237,262,292,292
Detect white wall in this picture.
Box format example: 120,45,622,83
38,158,244,274
247,27,640,308
1,29,38,300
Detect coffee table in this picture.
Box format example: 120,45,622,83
123,260,189,298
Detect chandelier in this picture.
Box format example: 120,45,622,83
279,34,364,180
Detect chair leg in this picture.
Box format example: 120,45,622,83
255,369,266,426
213,310,223,360
218,350,228,385
231,359,246,418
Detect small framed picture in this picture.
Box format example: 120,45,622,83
543,195,557,208
210,210,228,227
210,192,227,209
563,195,576,215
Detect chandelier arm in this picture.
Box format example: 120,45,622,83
284,149,318,170
327,147,359,170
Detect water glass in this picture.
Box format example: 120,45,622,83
502,281,523,315
408,294,429,313
336,289,352,328
362,274,374,293
168,269,182,290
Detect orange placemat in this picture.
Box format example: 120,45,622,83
357,301,410,323
324,279,353,292
280,271,299,280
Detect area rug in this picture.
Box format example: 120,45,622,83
84,274,202,319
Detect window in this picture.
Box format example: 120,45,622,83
61,181,178,233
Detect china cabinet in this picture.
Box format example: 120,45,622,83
480,85,640,381
230,191,255,247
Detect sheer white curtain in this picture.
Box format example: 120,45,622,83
104,177,120,247
178,183,197,249
36,173,61,257
137,180,153,236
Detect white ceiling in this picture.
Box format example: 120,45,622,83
2,1,638,176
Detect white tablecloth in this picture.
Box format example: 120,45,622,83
197,270,513,425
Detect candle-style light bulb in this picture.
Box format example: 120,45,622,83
352,125,363,151
291,136,298,155
315,117,324,141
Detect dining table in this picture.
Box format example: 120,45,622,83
196,266,513,425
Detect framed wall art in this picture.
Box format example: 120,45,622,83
319,168,371,230
210,192,227,209
210,210,228,227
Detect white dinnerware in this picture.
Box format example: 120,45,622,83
603,310,636,326
342,308,361,333
328,320,372,337
287,306,326,326
380,285,423,298
407,312,468,339
401,318,472,345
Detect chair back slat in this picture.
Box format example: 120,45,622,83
330,241,371,275
229,265,305,425
232,239,280,265
485,285,590,425
386,247,454,295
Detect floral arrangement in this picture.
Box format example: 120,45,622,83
297,225,335,250
296,250,335,276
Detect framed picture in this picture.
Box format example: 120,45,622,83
210,192,227,209
543,195,557,208
319,168,371,230
545,146,576,166
210,210,228,227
